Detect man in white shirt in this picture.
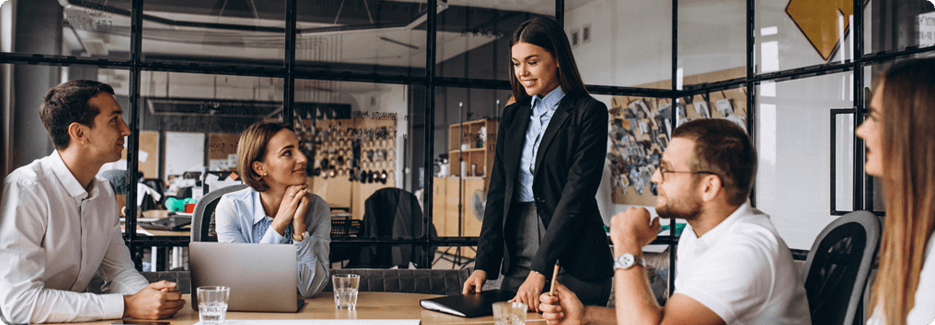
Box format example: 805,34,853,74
0,80,185,324
539,118,811,325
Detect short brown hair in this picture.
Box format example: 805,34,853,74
39,80,115,149
671,118,757,206
237,122,291,192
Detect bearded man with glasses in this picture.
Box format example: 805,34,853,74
540,118,811,325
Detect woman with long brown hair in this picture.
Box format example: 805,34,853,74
461,17,612,311
858,58,935,325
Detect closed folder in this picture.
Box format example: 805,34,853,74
419,290,515,317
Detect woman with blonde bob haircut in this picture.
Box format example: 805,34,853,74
215,122,331,297
858,58,935,325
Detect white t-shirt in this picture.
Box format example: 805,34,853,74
866,232,935,325
674,201,812,325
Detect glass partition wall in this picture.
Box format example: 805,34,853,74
1,0,932,276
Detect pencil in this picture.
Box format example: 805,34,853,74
549,259,560,296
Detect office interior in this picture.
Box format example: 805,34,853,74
1,0,933,289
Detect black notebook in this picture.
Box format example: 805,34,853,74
139,215,191,231
419,290,515,317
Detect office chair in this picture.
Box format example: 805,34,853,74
323,269,470,295
801,210,880,325
345,187,437,268
141,178,166,208
190,184,247,242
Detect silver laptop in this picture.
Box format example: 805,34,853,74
189,242,304,312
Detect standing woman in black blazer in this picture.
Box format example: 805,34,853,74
461,17,613,311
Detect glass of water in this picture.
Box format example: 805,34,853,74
332,274,360,309
493,301,527,325
196,286,230,325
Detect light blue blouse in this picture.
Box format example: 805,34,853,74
214,187,331,297
517,86,564,202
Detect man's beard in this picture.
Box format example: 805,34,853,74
656,192,702,220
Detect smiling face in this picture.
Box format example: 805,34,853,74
856,82,884,177
253,129,308,189
651,137,703,220
84,92,130,164
511,42,560,98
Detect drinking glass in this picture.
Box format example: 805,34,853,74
493,301,527,325
332,274,360,309
196,286,229,325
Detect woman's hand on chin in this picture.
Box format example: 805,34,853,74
292,194,310,238
271,185,307,234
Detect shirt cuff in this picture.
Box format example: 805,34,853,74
101,293,126,320
260,227,285,244
293,231,309,243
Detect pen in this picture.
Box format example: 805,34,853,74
549,259,560,296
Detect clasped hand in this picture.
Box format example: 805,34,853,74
271,185,310,238
123,280,185,319
609,207,661,254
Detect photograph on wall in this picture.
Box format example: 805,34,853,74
608,87,747,206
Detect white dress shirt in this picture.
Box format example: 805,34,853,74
214,187,331,298
675,201,812,325
0,151,149,324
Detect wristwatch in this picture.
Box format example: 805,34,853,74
614,253,645,270
293,231,309,242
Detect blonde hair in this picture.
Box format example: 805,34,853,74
868,58,935,325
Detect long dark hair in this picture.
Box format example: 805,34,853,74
868,58,935,325
509,17,588,103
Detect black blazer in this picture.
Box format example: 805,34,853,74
475,94,613,282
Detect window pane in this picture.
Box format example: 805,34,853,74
294,0,427,77
755,72,854,250
678,0,746,87
142,0,285,68
4,0,131,60
865,0,935,55
567,0,672,89
756,0,856,73
436,1,551,80
293,80,418,223
432,86,510,241
138,72,284,194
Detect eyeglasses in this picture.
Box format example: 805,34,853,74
656,165,718,182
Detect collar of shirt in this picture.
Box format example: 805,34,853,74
530,86,564,118
251,190,271,225
46,150,94,200
693,199,752,249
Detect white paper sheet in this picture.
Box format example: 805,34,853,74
194,320,420,325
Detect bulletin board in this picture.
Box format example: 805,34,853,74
609,67,747,205
119,131,159,178
208,133,241,171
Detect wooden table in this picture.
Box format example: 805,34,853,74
52,292,545,324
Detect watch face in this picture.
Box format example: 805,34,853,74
615,253,635,269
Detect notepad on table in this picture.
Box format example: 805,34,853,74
419,290,515,317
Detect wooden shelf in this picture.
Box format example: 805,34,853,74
433,119,498,244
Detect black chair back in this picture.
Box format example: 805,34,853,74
323,269,469,295
802,210,880,325
191,184,248,242
346,187,436,268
